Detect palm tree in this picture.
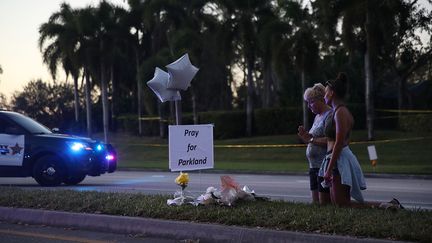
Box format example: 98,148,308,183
314,0,432,140
39,3,81,125
126,0,149,134
312,0,377,139
372,1,432,118
216,0,275,136
256,8,290,108
74,7,93,137
94,0,126,142
278,1,319,129
157,0,234,121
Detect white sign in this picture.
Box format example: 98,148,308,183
169,124,214,171
0,134,25,166
367,145,378,160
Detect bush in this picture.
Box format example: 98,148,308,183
374,110,399,130
254,107,302,135
399,114,432,132
117,114,164,136
116,104,417,138
117,114,138,134
198,110,246,139
347,103,366,130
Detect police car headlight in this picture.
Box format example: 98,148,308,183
67,141,92,152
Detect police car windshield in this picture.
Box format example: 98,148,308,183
7,112,52,134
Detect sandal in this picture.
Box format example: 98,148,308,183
378,198,405,210
389,198,405,209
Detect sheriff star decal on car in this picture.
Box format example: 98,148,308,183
10,143,23,155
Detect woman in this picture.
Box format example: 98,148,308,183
320,73,367,206
298,83,332,205
320,73,405,209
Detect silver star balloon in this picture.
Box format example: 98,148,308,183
147,67,181,102
166,53,199,91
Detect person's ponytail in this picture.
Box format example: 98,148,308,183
334,72,348,98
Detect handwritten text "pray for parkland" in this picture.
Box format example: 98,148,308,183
184,130,199,153
184,129,199,137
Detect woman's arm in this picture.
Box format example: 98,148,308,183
297,125,311,143
309,136,327,147
298,115,318,143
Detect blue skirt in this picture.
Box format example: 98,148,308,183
319,146,367,203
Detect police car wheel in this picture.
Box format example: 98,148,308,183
63,174,86,185
33,155,66,186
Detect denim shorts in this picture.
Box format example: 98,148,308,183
309,168,330,193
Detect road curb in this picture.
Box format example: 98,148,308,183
118,168,432,180
0,206,401,243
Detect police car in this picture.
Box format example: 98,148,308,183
0,110,117,186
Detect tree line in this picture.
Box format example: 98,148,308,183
2,0,432,141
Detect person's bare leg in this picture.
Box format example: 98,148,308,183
319,192,331,205
330,184,336,204
312,190,319,203
331,174,350,207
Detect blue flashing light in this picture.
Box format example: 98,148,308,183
71,142,85,151
67,141,92,153
96,144,103,151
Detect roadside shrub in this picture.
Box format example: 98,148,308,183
374,110,399,130
117,114,138,134
117,114,162,136
399,114,432,132
198,110,246,139
254,107,302,135
348,103,366,130
116,104,413,138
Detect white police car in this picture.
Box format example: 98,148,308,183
0,110,117,186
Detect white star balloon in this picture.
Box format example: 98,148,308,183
166,53,199,91
147,67,181,102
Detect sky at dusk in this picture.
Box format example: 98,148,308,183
0,0,430,101
0,0,127,100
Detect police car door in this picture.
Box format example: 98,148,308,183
0,117,25,166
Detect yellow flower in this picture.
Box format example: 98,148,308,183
175,172,189,186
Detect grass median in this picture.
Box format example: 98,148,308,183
109,130,432,174
0,187,431,242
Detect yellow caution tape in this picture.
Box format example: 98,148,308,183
350,136,429,144
114,136,431,148
376,109,432,113
118,143,307,148
214,144,306,148
137,117,171,122
121,143,168,147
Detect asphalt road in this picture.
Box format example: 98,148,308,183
1,171,431,209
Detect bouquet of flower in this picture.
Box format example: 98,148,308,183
167,172,191,206
175,172,189,191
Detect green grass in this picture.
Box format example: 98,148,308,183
1,187,431,242
106,130,432,174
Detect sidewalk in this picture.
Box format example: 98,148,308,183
0,206,402,243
